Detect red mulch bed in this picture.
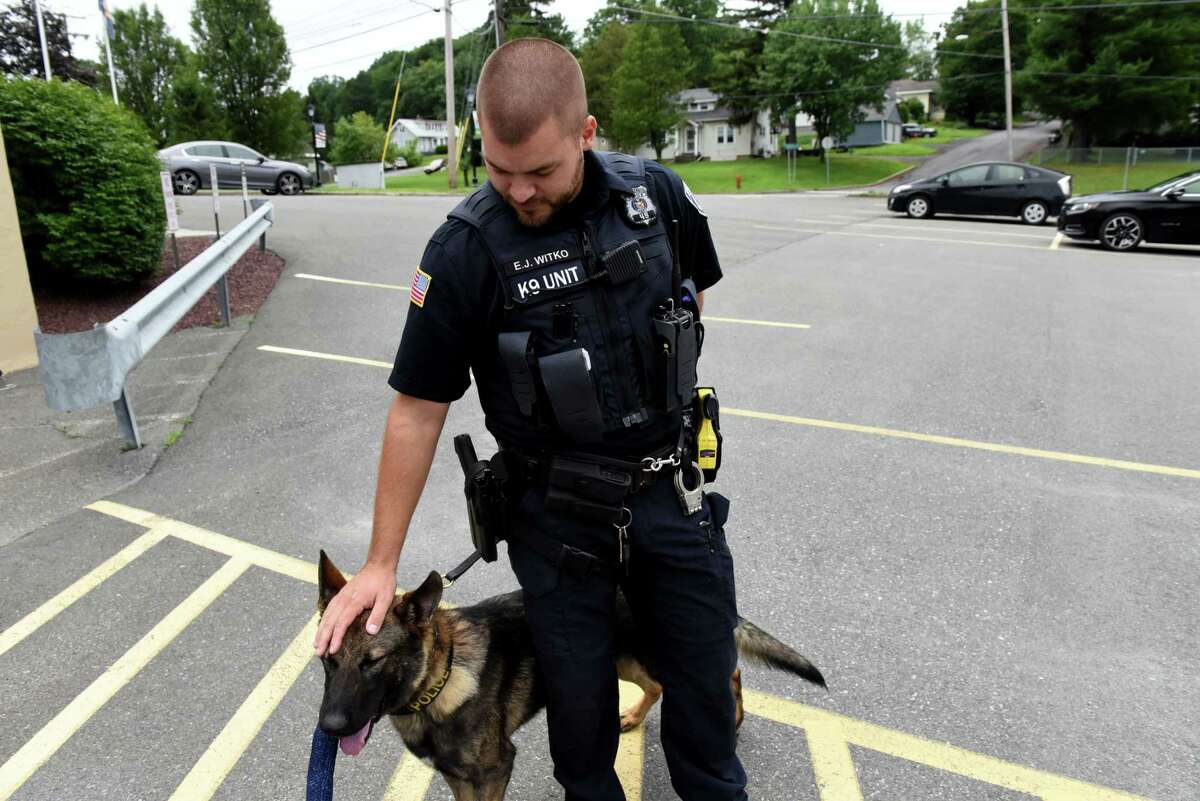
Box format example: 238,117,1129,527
33,236,286,334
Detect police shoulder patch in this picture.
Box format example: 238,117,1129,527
682,180,706,218
410,266,432,307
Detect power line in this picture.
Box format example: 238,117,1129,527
614,6,1006,60
292,8,441,54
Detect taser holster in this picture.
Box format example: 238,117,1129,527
453,434,504,563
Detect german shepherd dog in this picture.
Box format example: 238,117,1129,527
316,552,825,801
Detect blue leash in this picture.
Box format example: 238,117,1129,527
306,727,338,801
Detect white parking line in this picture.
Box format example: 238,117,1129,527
295,273,409,291
1051,233,1064,250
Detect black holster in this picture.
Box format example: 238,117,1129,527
453,435,505,563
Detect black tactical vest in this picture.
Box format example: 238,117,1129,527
448,151,684,457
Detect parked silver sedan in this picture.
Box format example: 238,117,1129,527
158,141,314,196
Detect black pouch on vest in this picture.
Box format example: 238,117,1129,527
544,456,631,524
538,348,604,441
601,240,647,286
676,312,699,401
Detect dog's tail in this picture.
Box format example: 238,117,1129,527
734,618,826,689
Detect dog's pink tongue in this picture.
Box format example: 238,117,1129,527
339,722,371,757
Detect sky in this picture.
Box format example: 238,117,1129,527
50,0,964,93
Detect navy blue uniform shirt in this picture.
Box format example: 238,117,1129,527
388,150,722,452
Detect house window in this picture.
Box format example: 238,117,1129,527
717,124,735,144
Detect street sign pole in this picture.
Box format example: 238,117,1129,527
821,135,834,185
160,171,180,271
240,164,249,219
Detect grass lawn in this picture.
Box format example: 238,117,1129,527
655,154,908,192
1033,160,1198,195
312,154,910,195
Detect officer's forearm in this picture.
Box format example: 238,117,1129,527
697,291,705,313
365,393,450,570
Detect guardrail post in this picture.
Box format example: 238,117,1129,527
250,198,269,252
216,277,231,326
113,386,142,450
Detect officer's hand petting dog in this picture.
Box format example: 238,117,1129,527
311,37,825,801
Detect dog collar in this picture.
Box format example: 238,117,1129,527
398,643,454,715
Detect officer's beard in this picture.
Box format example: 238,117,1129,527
510,152,585,228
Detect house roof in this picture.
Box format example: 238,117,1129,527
394,118,448,137
859,95,902,124
677,87,719,104
890,79,940,94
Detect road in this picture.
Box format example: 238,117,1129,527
1,191,1197,801
879,122,1060,188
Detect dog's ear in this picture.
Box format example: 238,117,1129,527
394,570,444,628
317,550,347,613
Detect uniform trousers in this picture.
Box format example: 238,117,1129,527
507,474,747,801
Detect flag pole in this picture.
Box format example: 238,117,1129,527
98,0,119,104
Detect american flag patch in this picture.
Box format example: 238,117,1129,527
410,266,432,307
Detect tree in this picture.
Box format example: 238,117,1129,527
898,97,925,122
579,21,630,132
191,0,293,154
1018,0,1200,147
608,8,691,159
167,52,226,142
307,75,345,139
937,0,1029,127
0,0,95,84
904,19,937,81
760,0,907,155
328,111,397,165
500,0,575,48
709,2,794,130
99,4,186,146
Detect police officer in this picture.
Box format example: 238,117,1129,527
315,38,745,801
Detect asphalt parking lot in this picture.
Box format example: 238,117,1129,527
2,189,1197,801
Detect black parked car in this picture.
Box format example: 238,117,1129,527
888,162,1072,225
1057,171,1200,251
901,123,938,138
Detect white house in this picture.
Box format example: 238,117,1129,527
889,79,943,120
390,118,450,154
625,88,778,162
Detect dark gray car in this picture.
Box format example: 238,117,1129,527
158,141,314,196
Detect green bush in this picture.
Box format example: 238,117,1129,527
434,143,448,155
0,77,165,285
898,98,926,124
397,140,424,168
328,111,396,166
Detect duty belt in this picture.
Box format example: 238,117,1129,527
500,444,679,495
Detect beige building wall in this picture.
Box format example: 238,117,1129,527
0,123,38,373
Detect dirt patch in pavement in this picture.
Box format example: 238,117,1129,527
33,236,285,334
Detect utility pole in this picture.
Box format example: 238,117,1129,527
495,0,504,46
443,0,458,189
33,0,52,80
1000,0,1014,160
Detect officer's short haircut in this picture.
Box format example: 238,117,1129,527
477,38,587,146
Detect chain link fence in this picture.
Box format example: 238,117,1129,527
1033,146,1199,192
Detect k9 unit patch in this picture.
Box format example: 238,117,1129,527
509,261,586,303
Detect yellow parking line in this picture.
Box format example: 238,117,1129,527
704,316,810,330
743,691,1155,801
754,224,1050,251
88,501,317,584
295,273,409,291
615,680,644,801
0,529,166,658
724,407,1200,480
0,558,249,801
168,615,320,801
381,752,436,801
256,345,393,370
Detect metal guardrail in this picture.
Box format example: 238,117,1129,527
33,199,275,449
